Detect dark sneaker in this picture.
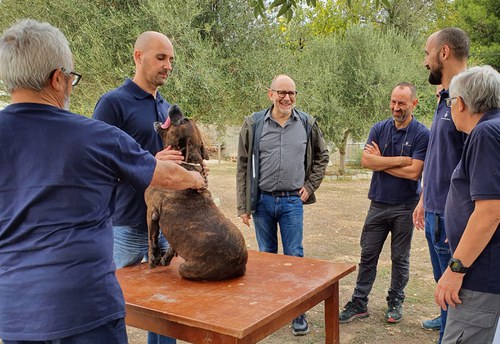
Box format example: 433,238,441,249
386,297,403,323
292,314,309,336
421,316,441,331
339,300,369,324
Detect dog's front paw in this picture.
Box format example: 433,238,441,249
160,248,176,266
148,252,161,269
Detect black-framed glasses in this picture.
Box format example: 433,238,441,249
271,89,298,99
49,68,82,87
445,97,457,108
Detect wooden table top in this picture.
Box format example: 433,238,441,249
116,251,355,339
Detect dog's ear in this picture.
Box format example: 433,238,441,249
200,143,210,160
168,104,185,126
191,120,210,160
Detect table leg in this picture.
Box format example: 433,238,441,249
324,283,339,344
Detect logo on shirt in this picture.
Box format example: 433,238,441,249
441,111,451,121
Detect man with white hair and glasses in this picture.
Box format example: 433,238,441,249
0,19,204,344
435,65,500,344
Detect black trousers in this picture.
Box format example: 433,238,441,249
352,200,417,306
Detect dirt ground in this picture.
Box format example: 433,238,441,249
126,162,440,344
0,162,439,344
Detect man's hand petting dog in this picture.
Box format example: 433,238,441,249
155,145,184,163
190,171,206,191
155,146,205,190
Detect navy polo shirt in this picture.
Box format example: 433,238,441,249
0,103,157,340
445,109,500,294
93,79,170,225
423,89,466,214
367,117,429,204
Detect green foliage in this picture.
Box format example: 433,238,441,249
0,0,462,153
294,0,373,36
0,0,138,115
294,25,432,151
0,0,235,124
455,0,500,69
179,0,297,130
250,0,407,22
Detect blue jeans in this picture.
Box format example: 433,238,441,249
352,201,416,305
252,192,304,257
113,223,170,269
113,224,175,344
425,211,451,344
2,318,127,344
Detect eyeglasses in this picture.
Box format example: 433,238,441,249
49,68,82,87
445,97,457,108
271,89,298,99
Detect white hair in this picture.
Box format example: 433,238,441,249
449,65,500,114
0,19,73,93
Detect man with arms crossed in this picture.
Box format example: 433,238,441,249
340,83,429,324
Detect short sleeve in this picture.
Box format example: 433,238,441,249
411,126,430,161
366,123,379,146
467,128,500,201
112,131,157,193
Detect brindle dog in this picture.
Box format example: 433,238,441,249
145,105,248,281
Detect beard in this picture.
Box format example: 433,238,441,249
428,69,443,85
63,92,70,110
428,54,443,85
393,109,410,124
275,100,294,118
154,75,167,87
62,82,71,110
153,69,169,88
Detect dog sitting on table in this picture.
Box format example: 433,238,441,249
145,105,248,281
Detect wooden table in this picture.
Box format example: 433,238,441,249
116,251,355,344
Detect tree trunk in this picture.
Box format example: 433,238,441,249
338,129,351,175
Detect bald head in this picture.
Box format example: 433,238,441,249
270,74,295,89
134,31,172,52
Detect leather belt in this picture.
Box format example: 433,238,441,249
261,190,300,197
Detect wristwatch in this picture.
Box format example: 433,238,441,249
448,258,469,273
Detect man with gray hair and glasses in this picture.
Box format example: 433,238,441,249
435,65,500,344
0,19,204,344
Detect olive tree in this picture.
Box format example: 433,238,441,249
293,25,431,173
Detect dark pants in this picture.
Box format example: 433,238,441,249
352,201,417,306
2,318,127,344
